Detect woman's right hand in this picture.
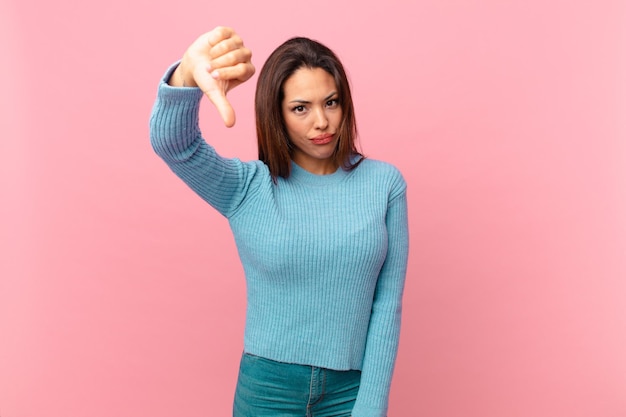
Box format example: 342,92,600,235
169,26,255,127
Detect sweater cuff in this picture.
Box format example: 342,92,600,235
156,61,204,103
351,403,387,417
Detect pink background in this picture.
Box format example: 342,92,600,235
1,0,625,416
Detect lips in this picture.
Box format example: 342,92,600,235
311,133,334,145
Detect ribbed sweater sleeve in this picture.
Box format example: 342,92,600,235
352,173,409,417
149,63,262,218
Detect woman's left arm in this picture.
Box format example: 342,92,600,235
352,171,409,417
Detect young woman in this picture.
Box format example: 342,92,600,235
150,26,409,417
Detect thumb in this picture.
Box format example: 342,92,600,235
193,64,236,127
206,87,236,128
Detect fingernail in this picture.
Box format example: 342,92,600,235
211,70,220,79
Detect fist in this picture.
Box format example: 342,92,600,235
174,26,255,127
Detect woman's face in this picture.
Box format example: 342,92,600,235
282,67,342,175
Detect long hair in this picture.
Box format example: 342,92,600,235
255,37,363,182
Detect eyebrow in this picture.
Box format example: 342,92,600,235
287,91,338,104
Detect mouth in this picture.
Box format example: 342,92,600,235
310,133,335,145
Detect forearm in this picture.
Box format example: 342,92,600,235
150,63,204,163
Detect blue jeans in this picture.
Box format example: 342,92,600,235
233,353,361,417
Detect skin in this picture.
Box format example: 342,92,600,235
282,67,343,175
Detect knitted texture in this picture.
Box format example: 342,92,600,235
149,64,409,417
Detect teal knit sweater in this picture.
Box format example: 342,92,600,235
150,65,409,417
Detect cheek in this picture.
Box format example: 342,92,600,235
286,119,306,138
332,112,343,128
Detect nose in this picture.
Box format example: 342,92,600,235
313,107,329,130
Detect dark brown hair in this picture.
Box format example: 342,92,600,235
255,37,363,181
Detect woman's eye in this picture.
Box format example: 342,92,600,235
326,99,339,108
292,105,306,113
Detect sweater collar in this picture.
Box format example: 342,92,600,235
288,160,350,186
